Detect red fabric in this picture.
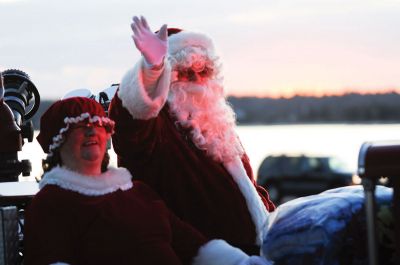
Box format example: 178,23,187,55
36,97,108,153
109,94,275,253
24,181,206,265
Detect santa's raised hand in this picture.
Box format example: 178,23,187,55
131,16,168,67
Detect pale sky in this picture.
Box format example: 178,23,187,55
1,0,400,99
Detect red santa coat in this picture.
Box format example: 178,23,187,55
24,167,252,265
109,60,275,254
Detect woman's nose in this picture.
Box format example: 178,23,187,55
84,126,96,136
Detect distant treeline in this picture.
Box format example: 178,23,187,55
30,92,400,129
229,92,400,124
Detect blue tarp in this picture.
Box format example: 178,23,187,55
262,185,393,265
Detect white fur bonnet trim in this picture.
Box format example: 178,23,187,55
48,113,115,157
168,32,215,55
39,166,133,196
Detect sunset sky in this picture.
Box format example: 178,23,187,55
1,0,400,99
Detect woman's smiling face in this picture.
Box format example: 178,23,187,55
59,121,110,174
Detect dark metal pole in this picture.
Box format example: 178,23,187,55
392,177,400,264
362,177,378,265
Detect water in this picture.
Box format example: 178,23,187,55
18,124,400,181
236,124,400,176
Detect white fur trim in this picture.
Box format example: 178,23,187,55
39,166,133,196
118,58,171,120
48,113,114,156
168,32,215,55
224,157,269,245
192,239,248,265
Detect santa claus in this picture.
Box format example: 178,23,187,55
109,16,275,255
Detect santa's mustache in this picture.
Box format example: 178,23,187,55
170,80,224,101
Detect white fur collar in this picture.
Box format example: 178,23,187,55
39,166,133,196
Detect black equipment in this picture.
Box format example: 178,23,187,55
0,69,40,182
0,69,41,265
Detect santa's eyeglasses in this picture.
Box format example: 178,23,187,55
176,67,214,82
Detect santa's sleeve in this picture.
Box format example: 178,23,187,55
24,187,77,265
117,57,171,120
108,90,165,175
167,209,207,264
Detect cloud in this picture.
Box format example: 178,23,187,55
226,0,400,25
61,65,122,87
2,0,400,98
0,0,24,3
30,65,126,99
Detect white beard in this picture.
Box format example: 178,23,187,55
167,80,244,163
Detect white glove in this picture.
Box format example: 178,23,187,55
239,256,273,265
130,16,168,67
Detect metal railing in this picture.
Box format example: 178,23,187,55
358,141,400,265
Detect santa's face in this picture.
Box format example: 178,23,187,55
170,61,222,101
170,45,217,88
167,42,244,162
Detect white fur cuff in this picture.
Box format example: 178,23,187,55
192,239,248,265
118,58,171,120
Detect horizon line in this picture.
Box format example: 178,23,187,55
227,88,400,99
